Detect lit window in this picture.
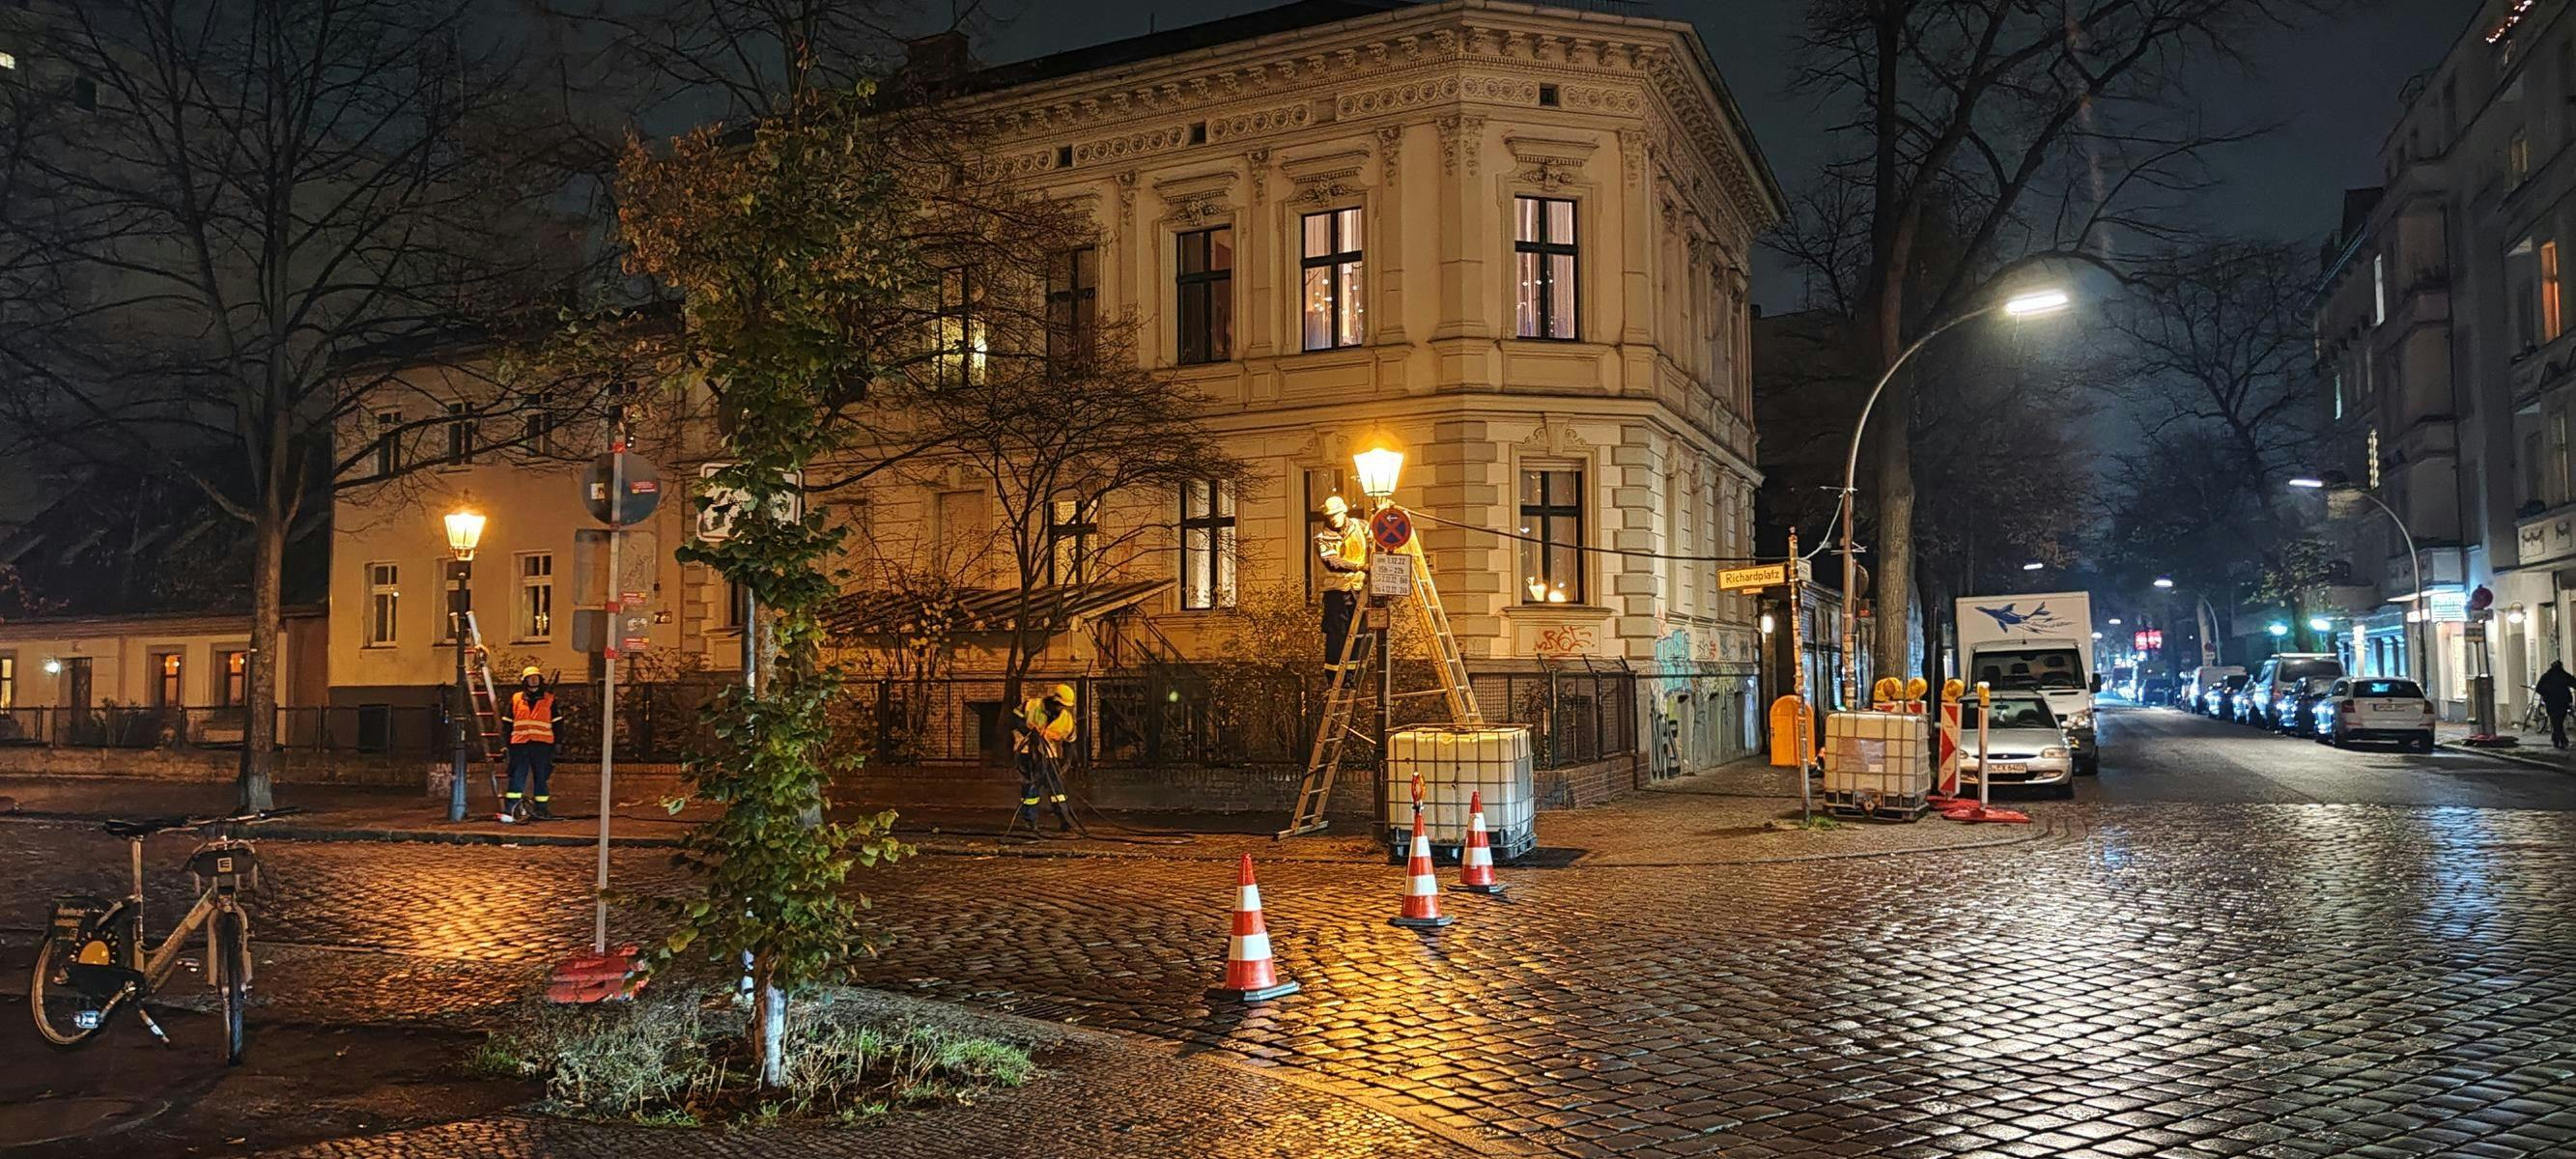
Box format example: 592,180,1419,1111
218,651,245,707
0,53,18,71
517,552,553,641
1176,227,1233,364
1514,196,1579,340
0,655,14,709
1519,467,1584,604
153,652,183,707
2543,240,2563,342
366,562,400,646
1299,208,1365,351
1178,479,1236,609
931,267,985,388
2372,253,2388,326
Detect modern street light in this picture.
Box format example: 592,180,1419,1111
2021,560,2046,571
2289,475,2421,690
1839,286,2074,702
2153,577,2175,589
2308,616,2332,633
2268,622,2289,637
442,504,486,823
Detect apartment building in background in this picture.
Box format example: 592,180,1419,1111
2314,0,2576,724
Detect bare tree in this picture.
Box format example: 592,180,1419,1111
2110,239,2322,493
0,0,599,808
1780,0,2327,682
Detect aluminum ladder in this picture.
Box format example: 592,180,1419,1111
461,611,508,802
1277,535,1482,838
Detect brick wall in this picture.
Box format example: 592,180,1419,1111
0,746,429,787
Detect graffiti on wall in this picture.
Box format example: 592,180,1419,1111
1532,625,1597,658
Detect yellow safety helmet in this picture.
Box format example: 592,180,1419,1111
1050,683,1077,706
521,666,544,680
1321,495,1349,518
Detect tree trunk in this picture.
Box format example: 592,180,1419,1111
237,504,287,812
1870,383,1917,688
750,953,787,1088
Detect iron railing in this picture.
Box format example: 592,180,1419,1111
0,662,1660,770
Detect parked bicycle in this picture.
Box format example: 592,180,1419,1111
30,808,297,1064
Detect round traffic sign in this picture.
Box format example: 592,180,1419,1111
1368,506,1414,552
582,452,663,525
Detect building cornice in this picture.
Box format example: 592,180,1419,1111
949,1,1783,241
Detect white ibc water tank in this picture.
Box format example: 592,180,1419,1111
1382,724,1536,860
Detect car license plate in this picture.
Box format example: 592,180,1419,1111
2368,703,2409,713
1990,762,2027,774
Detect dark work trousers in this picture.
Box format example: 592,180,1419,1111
2550,705,2570,750
1322,589,1360,669
1017,749,1073,829
506,742,555,803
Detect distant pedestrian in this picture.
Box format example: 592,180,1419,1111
2535,661,2576,750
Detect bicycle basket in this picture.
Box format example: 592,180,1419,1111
186,841,260,889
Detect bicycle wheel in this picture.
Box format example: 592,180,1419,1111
29,911,130,1048
215,910,248,1065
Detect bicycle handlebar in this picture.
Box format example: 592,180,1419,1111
100,807,304,837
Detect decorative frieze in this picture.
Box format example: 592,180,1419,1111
1435,113,1486,177
1073,125,1190,166
1339,75,1460,119
1207,101,1315,143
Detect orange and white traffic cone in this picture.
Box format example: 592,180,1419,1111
1453,790,1507,895
1390,808,1456,929
1205,854,1300,1002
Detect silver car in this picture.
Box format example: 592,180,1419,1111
1959,692,2079,798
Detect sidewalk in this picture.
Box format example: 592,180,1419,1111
2435,721,2576,771
0,757,2055,866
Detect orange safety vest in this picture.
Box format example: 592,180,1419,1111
509,692,556,745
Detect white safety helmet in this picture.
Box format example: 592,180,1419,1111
1321,495,1349,518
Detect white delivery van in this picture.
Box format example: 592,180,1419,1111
1956,590,2099,774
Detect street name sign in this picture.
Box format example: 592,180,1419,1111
1719,560,1810,591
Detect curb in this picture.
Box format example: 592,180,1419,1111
2436,742,2576,773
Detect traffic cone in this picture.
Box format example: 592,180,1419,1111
1390,809,1456,929
1205,854,1300,1002
1453,791,1507,895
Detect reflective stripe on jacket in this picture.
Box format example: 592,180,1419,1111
509,692,556,745
1323,520,1369,592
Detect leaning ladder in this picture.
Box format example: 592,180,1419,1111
1278,543,1482,838
461,612,508,802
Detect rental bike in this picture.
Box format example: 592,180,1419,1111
29,809,296,1064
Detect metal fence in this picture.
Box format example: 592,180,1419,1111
0,662,1655,771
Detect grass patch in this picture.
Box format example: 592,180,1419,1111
472,986,1037,1126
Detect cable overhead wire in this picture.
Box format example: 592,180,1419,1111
1403,508,1848,567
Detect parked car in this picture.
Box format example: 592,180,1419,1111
2140,675,2176,707
2187,664,2245,715
2240,653,2344,729
1958,691,2079,799
2311,677,2436,750
2272,676,2336,733
2202,673,2249,719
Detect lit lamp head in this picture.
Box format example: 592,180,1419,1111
2021,561,2045,571
443,507,487,561
2001,287,2072,317
2154,577,2175,589
2286,477,2328,490
2307,616,2332,633
2268,622,2289,637
1352,445,1403,501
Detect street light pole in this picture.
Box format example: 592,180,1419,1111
2290,477,2422,685
1838,289,2070,704
440,507,485,824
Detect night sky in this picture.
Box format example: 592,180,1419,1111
977,0,2473,310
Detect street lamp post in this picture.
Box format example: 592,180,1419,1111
1353,444,1403,839
441,506,487,823
2289,476,2422,689
1839,288,2071,703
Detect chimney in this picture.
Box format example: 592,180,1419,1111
904,32,974,84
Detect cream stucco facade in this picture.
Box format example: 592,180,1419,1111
325,1,1780,767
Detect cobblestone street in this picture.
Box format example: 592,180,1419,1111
7,705,2576,1156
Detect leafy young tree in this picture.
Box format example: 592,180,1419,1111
605,80,918,1088
0,0,597,809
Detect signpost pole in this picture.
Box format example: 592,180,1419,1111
595,441,622,956
1787,532,1810,824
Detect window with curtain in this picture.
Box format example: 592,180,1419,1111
1518,467,1583,604
1047,246,1097,363
933,266,985,387
153,652,182,707
1176,227,1233,364
366,563,400,646
1047,495,1098,585
218,651,245,707
1178,479,1237,609
2544,240,2563,342
1514,196,1578,340
1300,208,1365,351
517,552,554,640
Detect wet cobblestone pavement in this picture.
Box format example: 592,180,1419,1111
4,706,2575,1157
